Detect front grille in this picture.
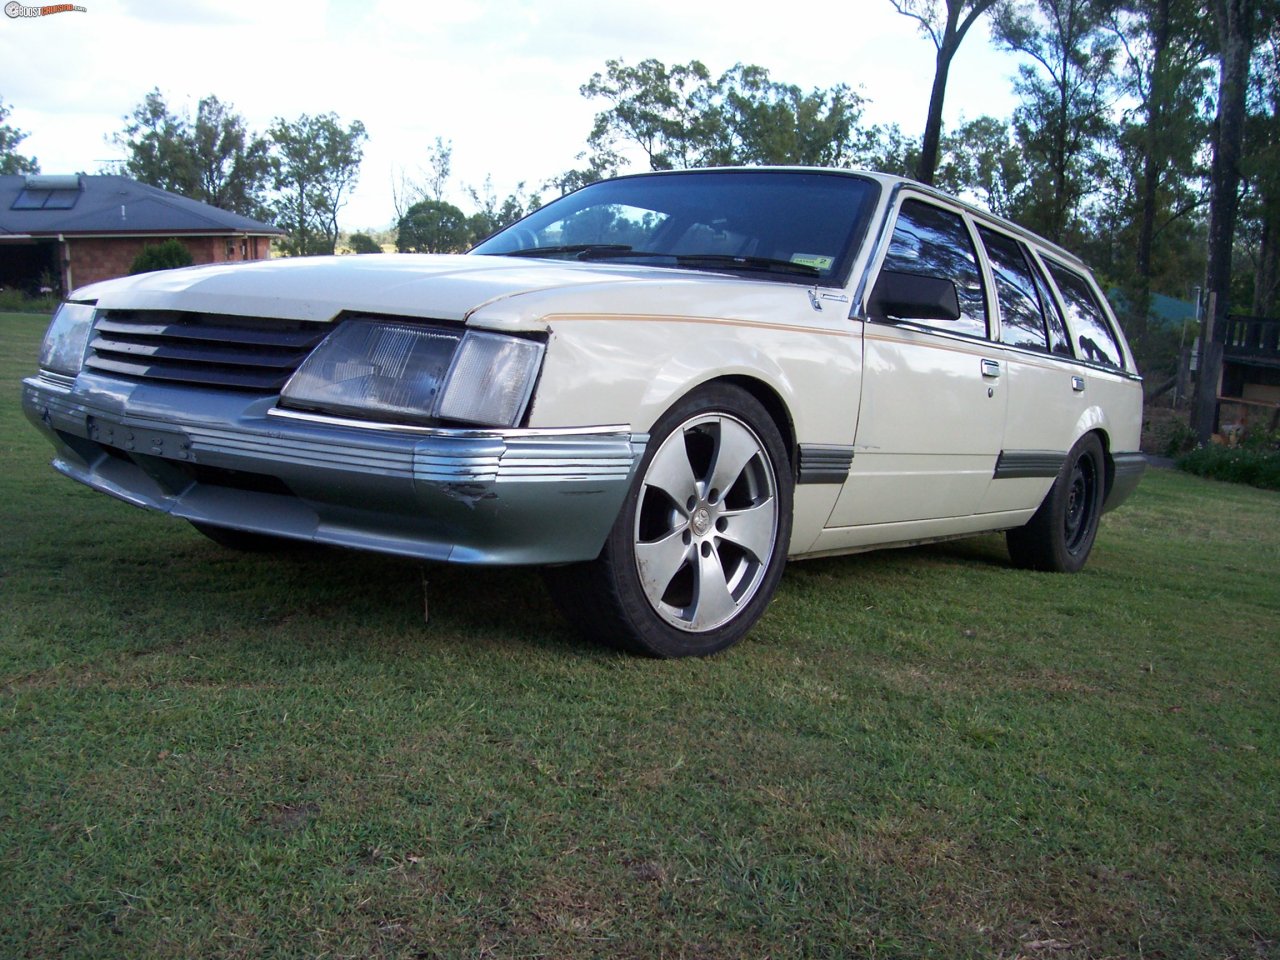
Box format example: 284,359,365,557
85,310,332,392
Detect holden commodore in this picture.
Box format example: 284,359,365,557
23,168,1145,657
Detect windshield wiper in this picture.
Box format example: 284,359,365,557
501,245,822,278
575,248,822,277
671,254,821,278
503,243,634,258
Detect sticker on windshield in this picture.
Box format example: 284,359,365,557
791,254,833,270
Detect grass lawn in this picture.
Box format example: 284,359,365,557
2,310,1277,959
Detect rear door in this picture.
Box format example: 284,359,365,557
973,226,1088,513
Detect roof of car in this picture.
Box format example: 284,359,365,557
0,174,283,237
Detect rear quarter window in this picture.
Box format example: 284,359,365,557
1044,261,1125,369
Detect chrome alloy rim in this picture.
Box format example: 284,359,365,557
633,412,779,632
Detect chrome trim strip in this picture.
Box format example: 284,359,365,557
38,371,77,389
267,406,631,439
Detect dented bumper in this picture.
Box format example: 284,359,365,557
22,372,644,565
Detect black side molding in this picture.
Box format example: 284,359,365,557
798,444,855,484
993,450,1067,480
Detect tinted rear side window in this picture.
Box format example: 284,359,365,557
1029,255,1073,356
978,226,1049,352
882,199,988,338
1045,262,1125,369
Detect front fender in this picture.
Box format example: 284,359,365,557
525,315,862,447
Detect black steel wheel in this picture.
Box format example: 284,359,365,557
1007,433,1106,573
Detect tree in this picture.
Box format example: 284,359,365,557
113,89,270,218
0,96,39,174
860,123,923,177
113,89,190,190
1110,0,1210,288
581,59,719,170
1091,0,1212,376
189,95,272,219
466,176,540,242
396,199,472,253
1241,11,1280,316
712,63,867,166
578,58,869,173
392,137,454,220
994,0,1118,245
1194,0,1261,440
888,0,1006,184
549,151,621,196
934,115,1028,216
270,113,367,257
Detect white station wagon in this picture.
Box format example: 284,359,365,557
24,169,1145,657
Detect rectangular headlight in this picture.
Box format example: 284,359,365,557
280,319,462,424
435,332,544,428
38,301,97,376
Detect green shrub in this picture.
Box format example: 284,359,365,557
1178,443,1280,491
346,232,383,254
129,239,195,275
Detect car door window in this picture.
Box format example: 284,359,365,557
1028,255,1073,356
1044,261,1125,368
978,226,1050,352
882,199,988,338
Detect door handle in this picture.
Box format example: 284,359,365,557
981,359,1001,378
1072,376,1086,392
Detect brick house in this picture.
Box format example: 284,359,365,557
0,174,283,295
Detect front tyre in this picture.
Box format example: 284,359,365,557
545,384,793,657
1007,433,1106,573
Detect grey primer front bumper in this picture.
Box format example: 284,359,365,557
22,373,645,565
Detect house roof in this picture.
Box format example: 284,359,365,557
0,174,282,237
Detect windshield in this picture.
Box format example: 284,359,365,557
470,170,879,285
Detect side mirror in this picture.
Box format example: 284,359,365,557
867,271,961,323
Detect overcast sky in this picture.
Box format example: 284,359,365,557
1,0,1027,231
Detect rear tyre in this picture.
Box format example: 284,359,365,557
1007,433,1105,573
544,384,793,658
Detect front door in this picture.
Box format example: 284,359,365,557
829,196,1006,530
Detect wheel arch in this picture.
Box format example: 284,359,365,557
1082,425,1117,503
1071,408,1116,502
713,374,798,476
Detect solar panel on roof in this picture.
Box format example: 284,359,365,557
9,188,82,211
42,190,80,210
11,189,50,210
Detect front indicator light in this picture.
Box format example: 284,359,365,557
436,332,544,428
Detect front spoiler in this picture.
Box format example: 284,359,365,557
22,372,645,565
